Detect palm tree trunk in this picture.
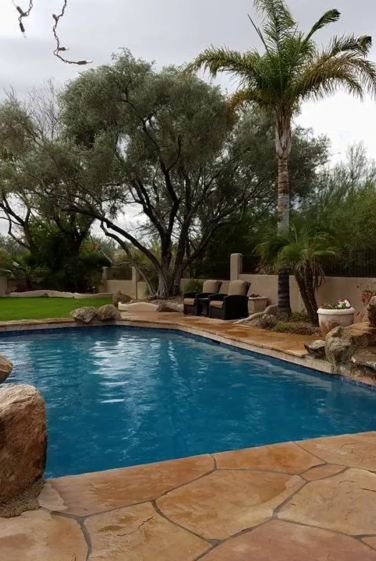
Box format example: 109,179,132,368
296,269,319,326
276,114,292,317
277,155,290,231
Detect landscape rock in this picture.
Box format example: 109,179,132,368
119,302,159,313
157,301,184,313
112,291,132,308
0,384,47,506
368,296,376,327
96,304,121,321
0,354,13,383
325,323,376,374
70,307,98,324
304,340,326,360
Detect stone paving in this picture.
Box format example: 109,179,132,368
3,432,376,560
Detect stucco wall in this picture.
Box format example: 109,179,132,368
240,273,372,314
106,280,136,298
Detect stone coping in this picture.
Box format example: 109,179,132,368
3,312,376,388
3,432,376,559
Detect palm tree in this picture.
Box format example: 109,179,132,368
189,0,376,315
258,224,338,325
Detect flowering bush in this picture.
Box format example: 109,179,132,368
360,285,376,305
321,299,352,310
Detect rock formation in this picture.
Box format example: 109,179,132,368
0,385,47,512
96,305,121,321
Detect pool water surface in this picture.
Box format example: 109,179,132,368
2,327,376,478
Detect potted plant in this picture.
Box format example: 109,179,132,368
317,300,355,336
248,294,269,314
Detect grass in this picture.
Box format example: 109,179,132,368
0,297,112,321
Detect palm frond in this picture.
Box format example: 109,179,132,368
330,34,372,56
257,223,339,275
254,0,296,50
303,9,340,44
187,46,261,84
294,50,376,102
230,89,266,111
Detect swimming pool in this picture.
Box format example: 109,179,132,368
2,326,376,478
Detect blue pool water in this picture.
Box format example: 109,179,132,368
2,327,376,478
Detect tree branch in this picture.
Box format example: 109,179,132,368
13,0,92,65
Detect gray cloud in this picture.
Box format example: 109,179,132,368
1,0,376,159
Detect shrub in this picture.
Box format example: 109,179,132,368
184,279,204,294
259,314,278,330
274,321,320,336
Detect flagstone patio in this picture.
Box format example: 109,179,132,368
2,432,376,560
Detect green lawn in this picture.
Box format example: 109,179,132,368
0,297,112,321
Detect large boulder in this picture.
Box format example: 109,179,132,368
304,340,326,360
325,323,376,374
97,304,121,321
70,307,98,324
0,384,47,505
0,355,13,384
112,291,132,308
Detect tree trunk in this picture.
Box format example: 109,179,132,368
276,114,292,317
278,268,291,317
304,266,319,326
156,271,171,299
296,270,319,326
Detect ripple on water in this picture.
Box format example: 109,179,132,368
2,326,376,478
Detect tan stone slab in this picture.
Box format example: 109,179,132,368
42,454,213,516
85,502,209,561
298,432,376,471
215,442,323,474
279,467,376,535
157,470,304,540
302,464,346,481
203,520,376,561
0,510,87,561
118,312,314,356
363,537,376,550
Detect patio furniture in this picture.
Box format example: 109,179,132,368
183,280,220,315
209,280,249,320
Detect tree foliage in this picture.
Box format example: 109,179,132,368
258,223,338,324
189,0,376,314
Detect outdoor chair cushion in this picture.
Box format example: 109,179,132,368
228,280,247,296
210,300,224,309
183,298,196,306
203,280,220,293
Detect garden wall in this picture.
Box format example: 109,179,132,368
238,273,369,314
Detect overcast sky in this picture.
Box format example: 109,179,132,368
1,0,376,161
0,0,376,237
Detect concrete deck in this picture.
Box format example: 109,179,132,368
117,311,330,373
3,432,376,560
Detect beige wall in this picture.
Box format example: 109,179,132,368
240,273,372,314
106,280,136,298
105,279,148,299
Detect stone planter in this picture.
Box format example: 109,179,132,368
317,307,355,337
248,297,268,314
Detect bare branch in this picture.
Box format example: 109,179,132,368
12,0,92,65
52,0,92,65
12,0,33,36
